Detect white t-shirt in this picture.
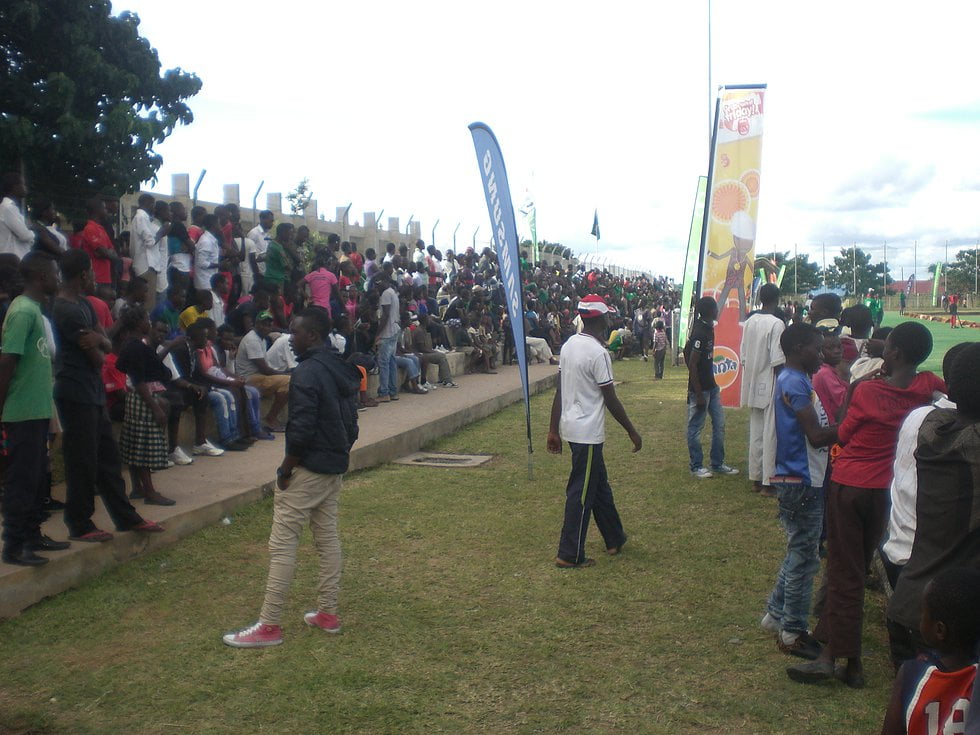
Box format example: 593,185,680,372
194,231,220,290
246,225,270,275
266,333,298,371
558,333,614,444
0,197,34,259
234,329,268,379
882,397,955,566
209,290,226,328
378,286,400,339
739,312,785,409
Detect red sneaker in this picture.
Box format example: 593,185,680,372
304,611,341,633
222,621,283,648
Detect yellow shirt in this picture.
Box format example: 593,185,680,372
179,305,210,331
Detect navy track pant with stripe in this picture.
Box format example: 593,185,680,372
557,441,626,564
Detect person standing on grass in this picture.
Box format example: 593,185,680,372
224,307,361,648
548,294,641,569
739,283,785,495
788,321,945,689
685,296,738,479
652,319,667,379
0,253,71,566
759,322,837,661
52,250,164,542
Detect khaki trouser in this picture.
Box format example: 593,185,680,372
259,466,343,626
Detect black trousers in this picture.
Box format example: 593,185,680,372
557,442,626,564
57,400,143,537
1,419,49,552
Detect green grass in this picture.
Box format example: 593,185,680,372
2,360,897,734
881,312,980,374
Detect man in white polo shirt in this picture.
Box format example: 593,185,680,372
547,294,642,569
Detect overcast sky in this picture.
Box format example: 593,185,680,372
122,0,980,281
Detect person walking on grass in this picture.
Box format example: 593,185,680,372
759,322,837,661
224,307,361,648
548,294,641,569
685,296,738,479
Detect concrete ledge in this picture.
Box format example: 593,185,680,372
0,365,557,619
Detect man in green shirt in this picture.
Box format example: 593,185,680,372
0,252,70,566
264,223,294,292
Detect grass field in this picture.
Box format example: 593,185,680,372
0,356,909,735
882,311,980,374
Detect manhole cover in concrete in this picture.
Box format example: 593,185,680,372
393,452,493,468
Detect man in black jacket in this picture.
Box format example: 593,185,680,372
224,307,360,648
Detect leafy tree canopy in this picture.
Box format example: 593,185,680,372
824,247,893,295
0,1,202,213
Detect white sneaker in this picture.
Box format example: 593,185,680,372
711,464,740,476
760,612,781,634
193,441,225,457
441,380,459,388
423,381,437,390
691,467,713,479
169,446,194,466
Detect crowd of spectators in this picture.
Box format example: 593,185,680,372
0,171,681,533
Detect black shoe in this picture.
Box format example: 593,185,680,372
223,439,249,451
777,631,823,660
786,659,834,684
25,535,71,552
2,549,50,566
143,492,177,507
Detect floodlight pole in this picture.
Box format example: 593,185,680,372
473,226,479,249
431,219,439,248
342,202,352,242
251,180,264,224
452,222,460,250
192,169,207,207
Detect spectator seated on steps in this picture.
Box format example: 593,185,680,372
233,310,290,432
412,313,458,387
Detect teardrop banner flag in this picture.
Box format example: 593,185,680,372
678,175,708,350
697,84,767,407
469,122,533,464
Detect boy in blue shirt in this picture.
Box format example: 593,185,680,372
760,322,838,660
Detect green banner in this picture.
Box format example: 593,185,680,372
932,261,943,305
678,175,708,349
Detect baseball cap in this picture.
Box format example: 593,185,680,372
577,294,613,317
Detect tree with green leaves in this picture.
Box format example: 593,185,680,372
754,250,823,296
286,178,313,215
823,247,892,295
943,247,979,295
0,1,201,214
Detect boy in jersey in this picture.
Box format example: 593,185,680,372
759,323,837,660
880,566,980,735
547,295,642,569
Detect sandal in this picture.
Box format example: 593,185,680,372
131,520,165,534
69,529,114,543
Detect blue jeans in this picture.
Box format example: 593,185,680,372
394,354,420,381
243,384,262,435
687,386,725,470
208,388,240,444
766,482,824,634
377,335,399,398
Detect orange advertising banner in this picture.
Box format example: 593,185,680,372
698,85,766,407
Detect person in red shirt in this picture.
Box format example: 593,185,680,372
80,198,117,288
789,321,946,688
